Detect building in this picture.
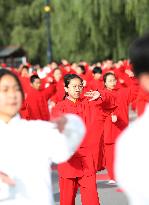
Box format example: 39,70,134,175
0,46,27,67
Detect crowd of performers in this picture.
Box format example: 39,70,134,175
1,58,148,205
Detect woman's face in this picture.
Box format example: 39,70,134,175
94,73,102,80
32,78,41,90
105,74,117,90
53,69,62,82
65,78,83,100
0,75,23,122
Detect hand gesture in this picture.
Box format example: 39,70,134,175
52,116,67,133
84,90,100,101
111,114,117,123
0,172,15,186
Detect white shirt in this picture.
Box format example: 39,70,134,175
115,105,149,205
0,114,85,205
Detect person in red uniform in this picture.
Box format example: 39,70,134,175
21,75,56,120
18,65,31,95
50,68,65,104
103,72,137,183
86,66,104,91
85,66,106,170
51,74,116,205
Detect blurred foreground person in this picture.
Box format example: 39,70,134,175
0,69,85,205
115,33,149,205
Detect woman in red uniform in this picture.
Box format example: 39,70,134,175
52,74,116,205
103,72,137,183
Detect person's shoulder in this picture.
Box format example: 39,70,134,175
19,118,50,128
56,100,66,106
53,100,67,110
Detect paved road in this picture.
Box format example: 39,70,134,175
52,169,129,205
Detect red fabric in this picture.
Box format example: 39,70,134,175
18,75,31,95
86,78,104,91
136,87,149,116
21,84,56,121
52,98,101,177
19,100,30,119
103,87,138,181
59,64,74,76
50,79,65,103
96,134,105,171
51,91,116,177
104,143,115,180
59,176,100,205
104,87,137,144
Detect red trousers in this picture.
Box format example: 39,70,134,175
59,174,100,205
96,134,105,171
105,143,115,180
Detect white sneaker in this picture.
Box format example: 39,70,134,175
108,180,116,184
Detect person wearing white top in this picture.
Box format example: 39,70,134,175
115,33,149,205
0,68,85,205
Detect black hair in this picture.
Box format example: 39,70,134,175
0,69,24,99
53,67,61,72
63,74,83,99
129,33,149,77
22,65,29,70
30,75,40,83
64,74,83,87
103,72,116,83
78,65,86,74
92,66,102,74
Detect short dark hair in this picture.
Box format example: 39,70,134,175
0,69,24,99
129,33,149,77
22,65,29,70
78,65,86,74
92,66,102,74
30,75,40,83
63,74,83,99
64,74,83,88
103,72,116,83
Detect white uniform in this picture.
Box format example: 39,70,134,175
115,105,149,205
0,114,85,205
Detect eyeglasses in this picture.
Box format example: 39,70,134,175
106,79,117,83
68,85,83,90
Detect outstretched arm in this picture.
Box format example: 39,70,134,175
47,114,86,164
84,90,101,101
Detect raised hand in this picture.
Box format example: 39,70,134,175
84,90,101,101
0,172,15,186
111,114,117,123
52,116,68,133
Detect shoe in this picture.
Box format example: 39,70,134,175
108,180,116,184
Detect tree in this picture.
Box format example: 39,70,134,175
0,0,149,64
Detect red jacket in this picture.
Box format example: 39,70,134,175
51,91,116,177
104,87,137,144
20,84,56,121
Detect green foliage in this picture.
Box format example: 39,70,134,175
0,0,149,64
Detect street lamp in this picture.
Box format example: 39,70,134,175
44,0,51,63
